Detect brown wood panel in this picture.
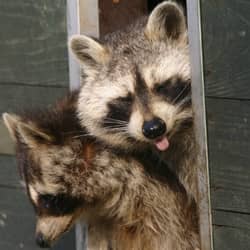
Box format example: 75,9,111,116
99,0,147,36
201,0,250,99
207,97,250,214
0,0,68,87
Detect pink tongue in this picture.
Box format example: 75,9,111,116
155,137,169,151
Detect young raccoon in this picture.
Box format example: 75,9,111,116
70,2,197,200
3,92,200,250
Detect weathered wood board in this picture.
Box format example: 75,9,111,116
0,85,67,155
207,98,250,214
201,0,250,248
0,186,75,250
213,210,250,250
202,0,250,99
0,0,69,87
0,155,20,188
0,0,74,249
0,84,67,115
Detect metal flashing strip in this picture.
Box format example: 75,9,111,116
66,1,100,249
67,0,80,91
187,1,213,249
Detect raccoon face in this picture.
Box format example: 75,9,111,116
71,2,192,152
29,189,82,248
3,113,84,248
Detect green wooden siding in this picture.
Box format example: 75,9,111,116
0,0,69,87
201,0,250,249
0,0,74,249
0,155,75,250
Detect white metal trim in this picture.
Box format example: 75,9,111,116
187,1,213,250
67,1,100,249
67,0,81,91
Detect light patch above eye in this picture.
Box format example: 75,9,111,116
141,50,191,89
29,185,39,204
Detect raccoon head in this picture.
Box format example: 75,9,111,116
70,2,191,152
3,112,85,248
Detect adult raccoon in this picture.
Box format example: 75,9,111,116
70,2,198,200
3,91,199,250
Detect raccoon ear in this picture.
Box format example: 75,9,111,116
17,122,53,148
145,2,186,42
69,35,111,75
2,113,21,142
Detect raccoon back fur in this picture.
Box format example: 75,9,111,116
3,91,200,250
70,1,198,200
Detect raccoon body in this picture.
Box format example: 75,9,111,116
3,91,200,250
71,2,198,200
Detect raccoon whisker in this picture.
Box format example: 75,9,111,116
103,119,128,125
172,84,190,105
107,128,128,133
103,125,128,129
104,127,130,134
103,117,127,122
103,117,128,122
72,133,92,139
177,96,191,107
103,123,128,127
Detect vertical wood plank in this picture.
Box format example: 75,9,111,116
99,0,147,36
79,0,99,37
187,1,213,249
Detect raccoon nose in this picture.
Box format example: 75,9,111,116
142,118,166,139
36,233,51,248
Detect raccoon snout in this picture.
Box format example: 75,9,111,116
142,118,166,139
36,232,51,248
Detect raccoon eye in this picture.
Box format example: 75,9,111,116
154,80,171,95
154,79,191,103
38,193,82,216
39,194,56,209
155,84,168,94
103,93,134,128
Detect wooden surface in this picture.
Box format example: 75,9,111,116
0,0,74,249
201,0,250,248
0,84,67,115
0,0,69,87
202,1,250,100
99,0,147,36
0,156,75,250
213,210,250,250
207,98,250,213
0,84,67,155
